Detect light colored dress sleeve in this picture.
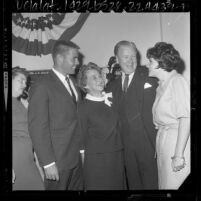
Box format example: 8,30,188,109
172,75,190,119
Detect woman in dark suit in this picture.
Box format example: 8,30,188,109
77,63,125,190
12,67,44,190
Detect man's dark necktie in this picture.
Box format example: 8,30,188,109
65,76,76,103
123,74,129,92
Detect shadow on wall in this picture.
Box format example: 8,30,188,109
136,49,141,67
74,52,85,76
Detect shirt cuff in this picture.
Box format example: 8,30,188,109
80,150,85,154
44,162,56,169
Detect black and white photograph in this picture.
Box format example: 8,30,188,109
2,0,199,200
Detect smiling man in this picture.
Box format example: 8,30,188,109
106,40,159,190
28,40,83,190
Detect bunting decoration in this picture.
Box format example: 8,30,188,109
12,12,90,56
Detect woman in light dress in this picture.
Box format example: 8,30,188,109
146,42,190,189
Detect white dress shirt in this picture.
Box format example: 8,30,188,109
52,68,78,101
121,71,135,90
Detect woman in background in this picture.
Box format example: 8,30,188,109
77,63,125,190
12,67,44,190
146,42,190,189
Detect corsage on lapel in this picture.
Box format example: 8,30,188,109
102,92,113,107
144,82,152,89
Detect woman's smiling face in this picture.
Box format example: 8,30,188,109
147,57,160,77
85,69,105,94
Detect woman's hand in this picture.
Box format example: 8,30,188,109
12,169,16,184
171,156,186,172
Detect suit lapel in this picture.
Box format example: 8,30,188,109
116,77,124,100
69,75,82,102
128,68,145,108
49,71,77,104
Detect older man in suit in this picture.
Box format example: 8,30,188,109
28,40,83,190
106,41,158,190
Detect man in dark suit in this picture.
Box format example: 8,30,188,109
28,40,83,190
106,41,158,190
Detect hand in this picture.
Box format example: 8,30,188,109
12,169,16,184
44,164,59,181
80,150,85,165
171,156,186,172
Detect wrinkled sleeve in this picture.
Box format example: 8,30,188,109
172,76,190,119
77,103,88,150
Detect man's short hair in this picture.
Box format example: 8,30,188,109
52,40,80,62
114,40,137,56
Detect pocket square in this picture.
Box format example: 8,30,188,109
144,83,152,89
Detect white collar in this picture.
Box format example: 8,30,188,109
52,68,66,83
85,92,113,107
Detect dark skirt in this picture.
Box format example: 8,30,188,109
12,136,45,190
84,150,125,190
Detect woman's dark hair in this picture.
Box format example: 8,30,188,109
12,66,29,100
146,42,182,72
12,66,28,79
77,62,102,93
20,75,31,100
